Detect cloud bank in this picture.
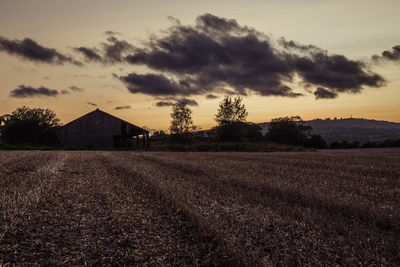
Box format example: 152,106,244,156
115,14,386,100
3,14,392,103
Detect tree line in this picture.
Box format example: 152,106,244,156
1,100,399,149
163,96,400,149
166,96,327,148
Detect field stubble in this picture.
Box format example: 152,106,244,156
0,148,399,265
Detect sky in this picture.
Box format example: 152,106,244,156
0,0,399,131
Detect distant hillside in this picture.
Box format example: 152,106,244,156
259,118,400,143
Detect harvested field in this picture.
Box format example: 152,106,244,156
1,149,399,265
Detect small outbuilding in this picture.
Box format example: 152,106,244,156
57,109,149,148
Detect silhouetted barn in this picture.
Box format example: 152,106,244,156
57,109,149,148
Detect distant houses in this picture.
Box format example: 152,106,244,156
57,109,149,148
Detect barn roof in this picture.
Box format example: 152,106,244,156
60,108,149,134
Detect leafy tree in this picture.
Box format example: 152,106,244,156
169,101,194,138
215,96,248,126
0,106,61,146
265,116,311,145
214,96,252,142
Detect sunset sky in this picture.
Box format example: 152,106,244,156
1,0,399,131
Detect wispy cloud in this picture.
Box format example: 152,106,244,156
9,84,84,98
74,47,103,62
69,85,84,92
10,85,59,98
155,97,198,107
114,105,131,110
206,94,218,99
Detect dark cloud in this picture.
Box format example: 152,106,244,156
373,45,400,62
292,53,385,93
69,85,84,92
114,105,131,110
0,36,81,65
195,13,260,36
178,98,198,106
87,102,98,106
278,37,324,54
102,36,133,63
123,14,298,97
382,45,400,61
120,14,384,100
314,87,339,99
74,47,103,62
10,85,59,98
9,84,83,98
116,73,197,96
75,35,134,64
155,101,174,107
2,15,387,101
206,94,218,99
58,85,84,95
278,37,381,93
156,97,198,107
104,30,121,36
68,73,92,78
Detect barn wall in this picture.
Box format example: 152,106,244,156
57,110,123,148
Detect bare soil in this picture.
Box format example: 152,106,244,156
1,149,399,265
